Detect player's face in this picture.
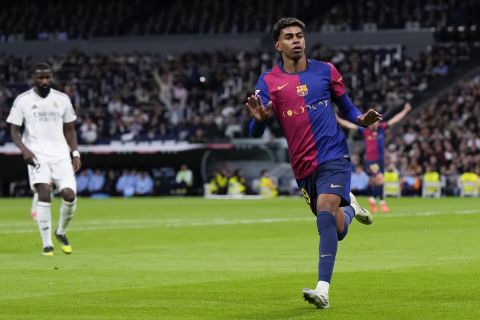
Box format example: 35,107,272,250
33,69,53,94
275,26,305,60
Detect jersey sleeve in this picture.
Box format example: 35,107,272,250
63,96,77,123
328,62,346,98
6,97,24,126
249,75,270,138
255,75,270,106
328,63,362,125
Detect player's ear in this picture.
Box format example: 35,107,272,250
274,41,282,53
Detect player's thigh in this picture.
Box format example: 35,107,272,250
316,158,352,208
51,158,77,194
296,175,318,216
28,160,52,189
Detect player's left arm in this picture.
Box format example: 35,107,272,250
387,102,412,127
64,121,81,172
335,113,358,131
328,63,382,127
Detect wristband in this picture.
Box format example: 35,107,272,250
72,150,81,158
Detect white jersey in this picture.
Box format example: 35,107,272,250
6,88,77,161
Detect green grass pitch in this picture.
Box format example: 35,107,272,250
0,197,479,319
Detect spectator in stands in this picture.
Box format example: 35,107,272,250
116,169,136,197
208,169,229,195
227,169,246,196
258,169,278,198
79,115,98,144
88,169,105,195
76,170,90,196
175,164,193,195
401,167,421,196
135,171,154,196
103,169,119,195
350,165,370,196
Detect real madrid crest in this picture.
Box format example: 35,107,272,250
296,84,308,96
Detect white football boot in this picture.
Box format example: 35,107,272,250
302,288,329,309
350,192,373,225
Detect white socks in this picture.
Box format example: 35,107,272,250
57,199,77,235
36,201,53,248
316,280,330,294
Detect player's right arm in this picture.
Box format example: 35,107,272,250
10,124,36,165
7,97,37,165
245,76,273,138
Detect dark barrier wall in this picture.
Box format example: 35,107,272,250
0,150,205,196
0,144,279,196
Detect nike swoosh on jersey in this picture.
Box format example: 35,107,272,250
277,83,288,90
330,184,343,188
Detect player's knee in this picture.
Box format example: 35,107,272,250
35,184,52,202
62,188,76,202
337,231,347,241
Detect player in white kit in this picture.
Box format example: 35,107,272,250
7,62,82,256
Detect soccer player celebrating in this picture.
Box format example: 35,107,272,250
7,62,81,256
245,17,380,309
337,102,412,213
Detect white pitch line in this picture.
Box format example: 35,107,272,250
0,217,311,234
0,209,479,235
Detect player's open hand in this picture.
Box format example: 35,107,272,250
357,109,382,127
72,157,81,173
245,95,272,122
22,149,37,166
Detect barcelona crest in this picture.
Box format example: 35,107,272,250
296,84,308,96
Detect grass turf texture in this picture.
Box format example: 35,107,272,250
0,197,479,320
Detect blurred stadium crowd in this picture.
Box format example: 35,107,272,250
1,0,478,40
0,42,471,144
1,0,479,197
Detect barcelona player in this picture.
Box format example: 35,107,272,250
245,17,381,309
337,102,412,212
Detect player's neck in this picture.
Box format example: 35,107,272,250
34,87,51,98
282,56,307,73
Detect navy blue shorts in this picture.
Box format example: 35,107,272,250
365,160,384,175
296,158,352,215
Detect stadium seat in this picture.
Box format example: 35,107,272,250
384,171,401,197
422,171,441,198
459,172,479,197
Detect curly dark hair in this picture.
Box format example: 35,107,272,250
272,17,305,41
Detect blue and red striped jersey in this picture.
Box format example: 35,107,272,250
358,122,389,162
249,59,362,179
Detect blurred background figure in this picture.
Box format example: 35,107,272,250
175,164,193,195
135,171,154,196
227,169,246,196
350,165,370,196
259,169,278,198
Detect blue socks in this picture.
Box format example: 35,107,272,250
377,185,384,200
371,185,384,199
338,206,355,241
316,211,338,283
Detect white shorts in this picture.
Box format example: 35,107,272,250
28,158,77,193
